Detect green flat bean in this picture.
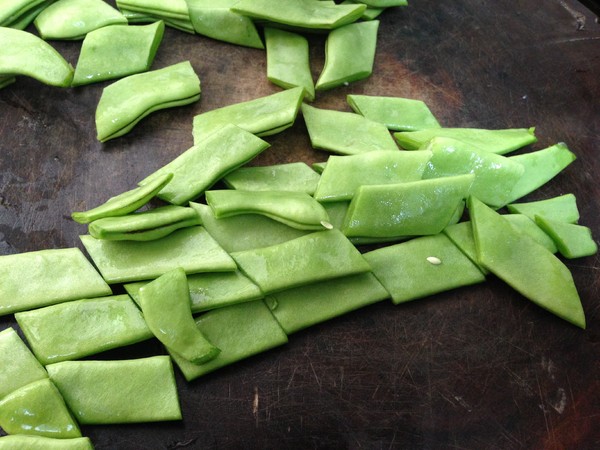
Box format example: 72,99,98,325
0,247,111,316
138,268,220,363
469,196,586,328
0,328,48,400
265,27,314,101
0,27,73,86
15,295,153,365
0,0,47,28
341,1,386,20
503,214,558,253
95,60,201,142
302,103,399,155
534,215,597,259
223,162,321,195
206,189,331,231
231,229,371,295
88,205,200,241
72,20,165,86
315,20,379,91
116,0,194,32
169,300,288,381
0,379,81,438
506,193,580,223
47,356,182,424
72,172,173,224
80,225,236,283
0,435,94,450
34,0,127,40
140,124,270,205
192,86,304,143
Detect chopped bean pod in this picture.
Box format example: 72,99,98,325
0,435,94,450
534,215,597,259
223,162,321,195
506,193,580,223
116,0,193,32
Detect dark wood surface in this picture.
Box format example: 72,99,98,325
1,1,599,448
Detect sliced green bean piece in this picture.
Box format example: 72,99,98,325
3,0,55,29
140,124,270,205
231,229,371,295
232,0,366,30
0,248,111,316
314,150,431,202
15,295,153,365
47,356,182,424
347,94,440,131
186,0,263,49
534,215,597,259
125,270,263,313
302,103,399,155
72,21,164,86
34,0,128,40
80,226,236,284
267,272,389,334
394,127,537,154
421,136,525,208
506,193,579,223
0,27,73,86
364,233,486,304
206,189,331,231
192,86,304,143
169,300,288,381
265,27,314,101
0,328,48,400
505,142,576,204
191,202,309,253
442,221,488,274
469,196,585,328
0,435,94,450
341,1,386,20
96,60,200,142
0,379,81,438
503,214,558,253
116,0,193,32
119,8,194,32
138,268,220,363
316,20,379,91
72,172,172,224
342,174,474,238
0,0,47,28
88,205,200,241
223,162,321,195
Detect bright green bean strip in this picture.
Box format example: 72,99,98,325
421,136,525,208
266,272,389,335
80,226,236,283
191,202,309,253
505,142,576,204
316,20,379,91
302,103,399,155
72,21,164,86
3,0,54,29
231,229,371,295
206,189,331,231
88,205,200,241
116,0,190,20
47,356,182,424
506,193,580,223
534,215,597,259
186,0,263,49
469,196,585,328
169,300,288,381
140,124,270,205
364,233,486,304
15,295,153,365
223,162,321,195
96,60,200,142
0,328,48,400
34,0,128,40
347,94,440,131
72,172,172,224
503,214,558,253
395,127,537,154
0,248,111,316
442,221,488,274
0,379,81,438
0,0,46,27
314,150,431,202
0,435,94,450
125,270,263,313
0,27,73,86
119,7,194,33
341,1,386,20
138,268,220,363
265,27,314,101
342,174,474,238
192,86,304,143
232,0,366,30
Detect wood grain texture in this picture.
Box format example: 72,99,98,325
0,1,598,448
